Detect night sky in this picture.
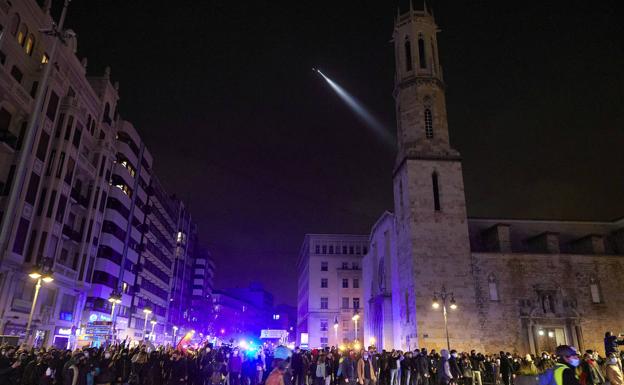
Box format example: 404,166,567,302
64,0,624,305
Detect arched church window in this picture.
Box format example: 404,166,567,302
431,38,437,72
488,274,499,301
25,34,35,56
17,23,28,46
418,34,427,69
424,108,433,139
404,37,413,72
103,103,111,123
590,277,602,304
432,172,440,211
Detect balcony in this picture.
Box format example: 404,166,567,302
62,225,82,243
69,188,89,208
0,129,17,151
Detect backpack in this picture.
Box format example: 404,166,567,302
538,365,560,385
316,363,325,378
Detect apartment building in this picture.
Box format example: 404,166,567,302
296,234,367,348
0,0,213,347
0,0,118,348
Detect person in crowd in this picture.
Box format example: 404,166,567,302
447,351,462,385
579,350,605,385
414,349,429,385
499,352,512,385
605,353,623,385
513,355,538,385
604,332,624,357
552,345,581,385
266,361,288,385
341,351,357,385
357,351,376,385
314,354,329,385
437,350,452,385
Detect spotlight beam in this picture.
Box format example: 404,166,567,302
315,69,394,148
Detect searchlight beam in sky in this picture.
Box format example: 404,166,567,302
314,68,394,148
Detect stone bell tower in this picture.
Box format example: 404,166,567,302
391,2,481,351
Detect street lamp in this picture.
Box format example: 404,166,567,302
352,311,360,342
142,306,152,340
333,317,339,343
432,286,457,351
150,318,157,341
108,290,122,342
26,261,54,345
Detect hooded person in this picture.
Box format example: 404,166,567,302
513,355,538,385
437,350,452,385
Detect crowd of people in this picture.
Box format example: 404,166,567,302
1,331,624,385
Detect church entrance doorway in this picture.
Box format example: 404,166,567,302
535,327,566,353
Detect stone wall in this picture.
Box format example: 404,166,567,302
472,252,624,355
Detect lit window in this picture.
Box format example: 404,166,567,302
17,23,28,46
114,183,132,198
24,34,35,55
41,53,49,64
273,314,280,320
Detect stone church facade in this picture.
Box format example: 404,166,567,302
362,5,624,355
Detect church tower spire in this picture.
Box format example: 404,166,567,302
390,7,480,352
393,5,459,166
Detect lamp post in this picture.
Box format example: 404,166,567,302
432,286,458,351
172,325,178,346
150,318,157,341
142,306,152,340
333,317,339,344
25,261,54,345
352,311,360,343
108,291,122,342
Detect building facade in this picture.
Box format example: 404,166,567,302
362,5,624,354
297,234,368,348
0,0,213,347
